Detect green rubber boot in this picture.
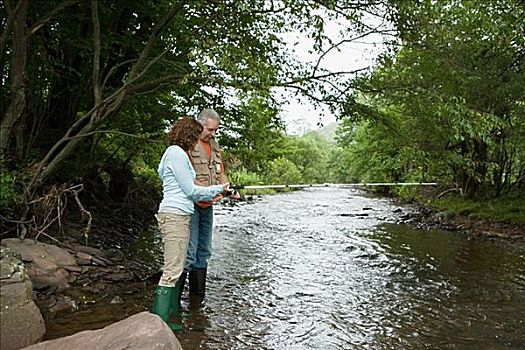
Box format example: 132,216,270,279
152,285,182,331
169,277,184,318
175,272,187,312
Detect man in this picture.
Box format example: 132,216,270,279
180,108,239,304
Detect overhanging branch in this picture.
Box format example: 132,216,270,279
278,67,369,86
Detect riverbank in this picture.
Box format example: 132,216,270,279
401,192,525,241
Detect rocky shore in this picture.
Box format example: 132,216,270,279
0,194,167,350
401,204,525,241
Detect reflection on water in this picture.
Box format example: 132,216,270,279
46,188,525,350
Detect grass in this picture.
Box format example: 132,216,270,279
429,195,525,224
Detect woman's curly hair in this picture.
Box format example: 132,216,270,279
167,117,203,151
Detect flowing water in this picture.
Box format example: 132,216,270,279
45,187,525,349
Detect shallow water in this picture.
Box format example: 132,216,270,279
45,187,525,349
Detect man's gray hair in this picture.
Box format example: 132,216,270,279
197,108,220,125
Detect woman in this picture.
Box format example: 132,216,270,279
152,117,230,331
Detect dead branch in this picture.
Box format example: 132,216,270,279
20,183,91,243
71,184,91,245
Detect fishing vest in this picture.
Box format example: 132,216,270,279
189,139,222,186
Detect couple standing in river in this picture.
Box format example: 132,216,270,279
151,109,240,331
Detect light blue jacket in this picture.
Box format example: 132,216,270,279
158,145,224,214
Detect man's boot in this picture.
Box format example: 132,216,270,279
151,285,182,331
189,268,206,304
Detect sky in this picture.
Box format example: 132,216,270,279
277,14,391,135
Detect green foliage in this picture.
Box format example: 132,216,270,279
334,117,443,185
277,132,333,183
225,168,276,195
220,95,285,173
131,158,162,192
227,168,263,187
223,123,338,187
2,0,289,193
264,157,303,185
0,153,32,225
336,0,525,198
5,0,522,235
2,0,387,223
326,146,353,183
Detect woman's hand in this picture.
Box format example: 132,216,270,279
222,183,240,199
222,182,232,195
230,189,241,200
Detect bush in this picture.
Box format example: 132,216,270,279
227,168,263,187
0,155,17,219
226,168,275,195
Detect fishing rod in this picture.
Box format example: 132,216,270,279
232,182,438,190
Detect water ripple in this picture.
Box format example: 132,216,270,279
189,188,525,349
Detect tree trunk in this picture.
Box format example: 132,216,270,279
1,0,29,159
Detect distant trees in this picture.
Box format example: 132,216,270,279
226,130,338,188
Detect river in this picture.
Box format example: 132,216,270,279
45,187,525,349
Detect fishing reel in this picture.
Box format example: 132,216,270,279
225,188,238,197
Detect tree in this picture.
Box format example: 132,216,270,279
339,0,525,197
278,132,335,183
219,95,285,173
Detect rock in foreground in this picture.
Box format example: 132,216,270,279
21,311,182,350
0,246,46,350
